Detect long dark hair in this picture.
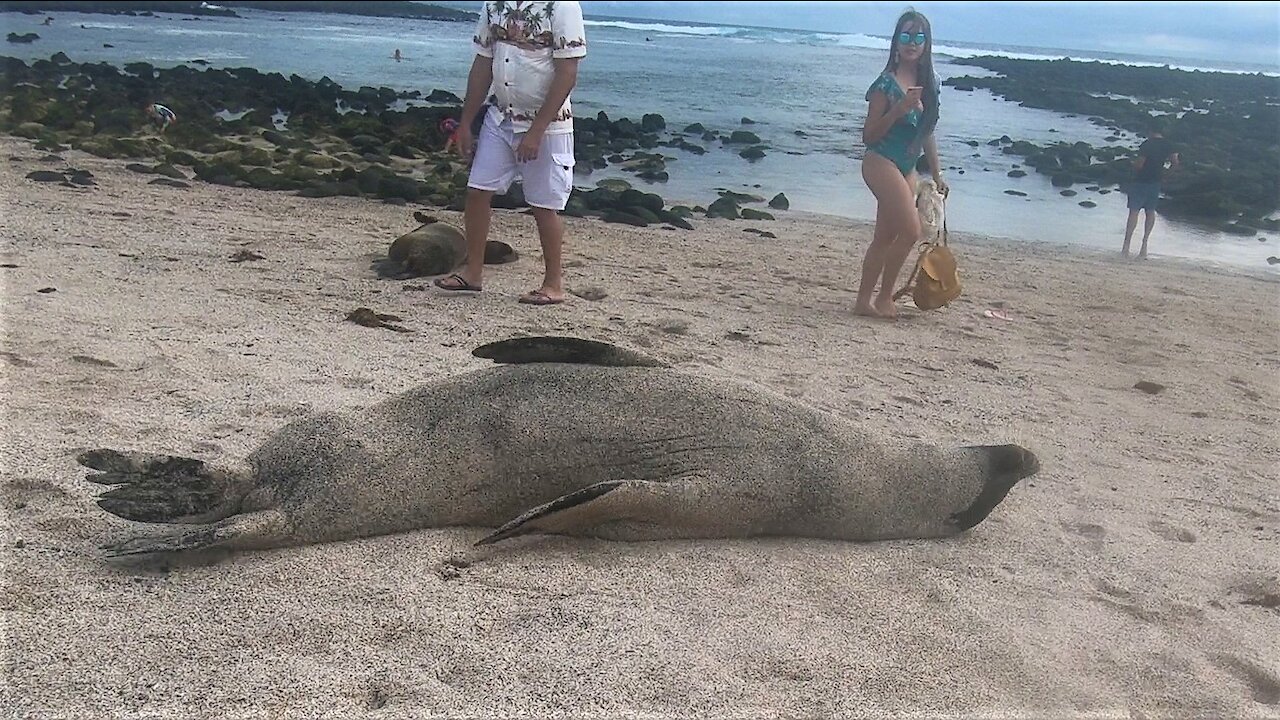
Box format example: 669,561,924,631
883,9,939,153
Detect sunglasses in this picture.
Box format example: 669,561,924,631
897,31,928,46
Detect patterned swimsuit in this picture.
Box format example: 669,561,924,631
865,73,922,175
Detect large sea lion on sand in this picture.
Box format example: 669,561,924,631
77,337,1040,556
374,214,516,279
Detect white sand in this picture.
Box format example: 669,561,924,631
2,136,1278,719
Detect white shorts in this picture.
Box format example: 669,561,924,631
468,108,576,211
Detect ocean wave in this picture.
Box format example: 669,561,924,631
147,53,249,62
76,23,137,30
826,33,889,50
584,20,740,37
154,28,251,37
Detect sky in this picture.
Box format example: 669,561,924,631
576,1,1280,67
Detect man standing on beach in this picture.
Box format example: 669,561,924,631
1122,124,1179,260
434,0,587,306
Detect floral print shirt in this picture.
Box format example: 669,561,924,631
473,1,587,135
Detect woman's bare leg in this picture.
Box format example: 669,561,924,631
857,154,919,319
876,170,921,315
855,200,897,317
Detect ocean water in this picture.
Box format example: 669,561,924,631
3,8,1277,272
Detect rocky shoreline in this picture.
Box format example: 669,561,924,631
1,54,790,231
946,57,1280,236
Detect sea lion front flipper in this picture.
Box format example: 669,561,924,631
471,337,666,368
475,477,710,546
476,480,628,546
101,509,291,557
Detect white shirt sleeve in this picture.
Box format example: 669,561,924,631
551,1,587,59
473,1,494,59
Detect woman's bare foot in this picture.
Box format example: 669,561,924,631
854,301,895,320
873,295,898,319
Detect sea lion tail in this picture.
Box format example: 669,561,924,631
77,448,249,524
472,337,666,367
99,509,291,557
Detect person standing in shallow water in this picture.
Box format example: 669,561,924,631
856,10,948,320
1122,122,1180,259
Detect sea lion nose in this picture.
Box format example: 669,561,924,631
983,444,1039,479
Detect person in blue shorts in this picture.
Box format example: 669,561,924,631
1122,123,1180,259
856,10,948,320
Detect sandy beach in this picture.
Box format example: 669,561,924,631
2,134,1278,719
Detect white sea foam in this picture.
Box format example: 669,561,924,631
154,28,250,37
76,23,137,30
584,20,739,37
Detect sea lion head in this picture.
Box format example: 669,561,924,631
859,441,1041,540
946,444,1040,532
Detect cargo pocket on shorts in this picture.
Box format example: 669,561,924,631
551,152,576,189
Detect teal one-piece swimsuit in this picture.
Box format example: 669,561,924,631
865,73,922,175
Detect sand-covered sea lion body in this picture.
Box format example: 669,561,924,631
78,337,1040,556
376,216,516,279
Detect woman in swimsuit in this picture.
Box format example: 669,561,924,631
855,10,948,320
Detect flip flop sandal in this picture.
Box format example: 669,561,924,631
518,290,564,306
433,273,482,292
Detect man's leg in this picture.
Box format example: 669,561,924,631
455,188,494,286
529,207,565,302
1138,208,1157,259
1122,209,1141,257
517,130,574,304
436,111,514,291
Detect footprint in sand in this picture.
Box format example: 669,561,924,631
4,477,70,511
436,557,471,581
1214,655,1280,705
1149,520,1197,543
2,352,36,368
1064,522,1107,539
1090,593,1158,624
70,355,119,368
1092,577,1135,600
1230,577,1280,612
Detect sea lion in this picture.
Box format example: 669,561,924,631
375,215,516,279
77,337,1040,556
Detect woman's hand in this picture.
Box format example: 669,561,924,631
934,174,949,197
896,86,924,117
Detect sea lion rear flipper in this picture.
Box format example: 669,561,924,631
78,448,248,523
471,337,665,367
101,509,291,557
